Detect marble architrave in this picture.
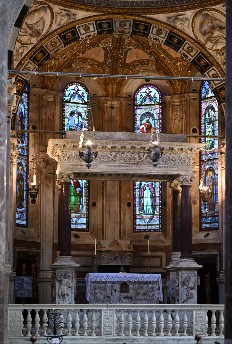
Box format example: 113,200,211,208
47,132,203,181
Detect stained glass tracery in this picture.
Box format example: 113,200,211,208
16,88,29,227
133,85,162,232
63,82,89,231
200,81,219,230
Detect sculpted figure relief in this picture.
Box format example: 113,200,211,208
199,12,225,51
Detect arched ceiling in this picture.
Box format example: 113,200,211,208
46,0,225,14
10,1,225,102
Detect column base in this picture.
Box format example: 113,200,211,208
52,256,80,304
166,257,202,304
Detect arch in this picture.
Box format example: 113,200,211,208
10,14,225,101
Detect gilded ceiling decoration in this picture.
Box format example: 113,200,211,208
11,3,225,101
46,0,225,14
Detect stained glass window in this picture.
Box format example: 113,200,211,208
16,87,29,227
63,82,89,231
200,81,219,230
133,85,162,232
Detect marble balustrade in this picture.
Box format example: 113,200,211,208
7,304,224,343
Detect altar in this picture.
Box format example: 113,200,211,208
86,273,163,304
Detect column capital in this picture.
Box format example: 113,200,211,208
57,172,74,184
178,175,194,186
170,179,182,191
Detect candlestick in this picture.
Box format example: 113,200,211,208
148,239,150,255
94,239,97,256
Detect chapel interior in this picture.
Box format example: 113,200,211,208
7,0,226,306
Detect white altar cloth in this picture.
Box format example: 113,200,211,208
86,273,163,304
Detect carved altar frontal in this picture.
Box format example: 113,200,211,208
47,132,203,181
86,273,163,304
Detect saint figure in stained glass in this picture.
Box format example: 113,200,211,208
133,84,162,232
15,87,29,227
200,81,219,230
63,82,89,231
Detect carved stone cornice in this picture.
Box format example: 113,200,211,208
47,132,203,181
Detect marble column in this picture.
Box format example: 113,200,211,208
0,0,8,340
179,176,193,259
53,174,79,304
171,179,182,257
225,1,232,342
58,180,71,257
166,176,202,304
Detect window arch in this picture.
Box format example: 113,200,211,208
133,84,162,232
200,81,219,230
16,86,29,227
63,82,89,231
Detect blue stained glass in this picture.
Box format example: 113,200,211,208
16,89,29,227
133,85,162,232
200,81,218,230
63,83,90,132
63,82,89,231
134,85,162,134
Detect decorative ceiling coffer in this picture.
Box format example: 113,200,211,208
47,132,203,182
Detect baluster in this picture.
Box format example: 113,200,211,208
26,311,32,337
34,310,40,337
59,310,64,335
159,311,164,337
219,310,224,337
211,310,216,336
67,311,72,336
135,311,141,336
205,311,209,336
151,310,156,336
91,310,96,336
74,310,80,336
167,311,172,336
128,311,132,336
83,310,88,336
21,311,24,336
174,311,180,336
183,311,188,336
144,311,149,337
42,309,48,336
119,310,125,336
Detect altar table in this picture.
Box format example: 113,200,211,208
86,273,163,304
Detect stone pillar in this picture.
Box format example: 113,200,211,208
166,180,182,303
58,180,71,257
171,179,182,257
37,154,56,304
166,176,202,304
225,1,232,341
179,176,193,259
53,173,79,304
0,0,8,340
